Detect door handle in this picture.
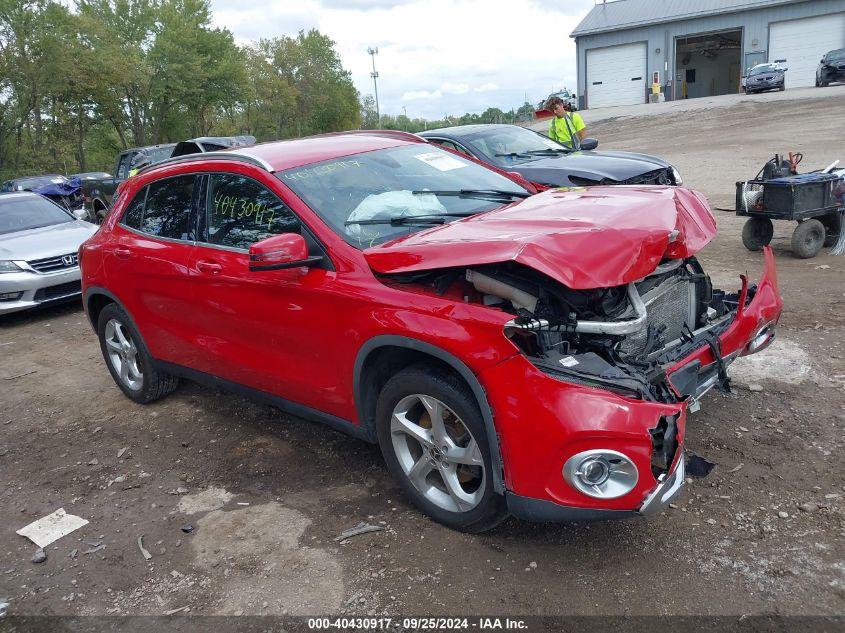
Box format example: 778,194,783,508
197,260,222,275
114,247,131,259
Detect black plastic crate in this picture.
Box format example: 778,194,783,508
736,173,840,219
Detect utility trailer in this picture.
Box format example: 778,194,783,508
736,172,843,258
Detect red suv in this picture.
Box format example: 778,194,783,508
80,132,783,532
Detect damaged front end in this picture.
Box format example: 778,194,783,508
491,256,747,406
367,186,783,518
384,249,767,409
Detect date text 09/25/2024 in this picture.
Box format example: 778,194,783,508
307,617,528,630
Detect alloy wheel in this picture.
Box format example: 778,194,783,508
390,394,485,513
104,319,143,390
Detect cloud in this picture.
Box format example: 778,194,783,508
320,0,415,8
441,82,469,95
402,89,443,101
210,0,595,118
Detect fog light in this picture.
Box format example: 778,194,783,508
579,458,610,486
563,449,639,499
0,291,23,301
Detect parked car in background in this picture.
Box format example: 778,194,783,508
81,133,782,531
2,174,66,193
420,124,682,188
0,192,97,315
83,136,257,223
1,174,86,219
816,48,845,86
744,63,786,93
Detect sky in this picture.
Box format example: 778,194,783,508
209,0,595,120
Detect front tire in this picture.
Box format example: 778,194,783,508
97,303,179,403
376,364,507,532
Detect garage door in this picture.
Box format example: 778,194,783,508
586,43,647,108
769,13,845,88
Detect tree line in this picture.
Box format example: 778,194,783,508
0,0,541,181
0,0,360,179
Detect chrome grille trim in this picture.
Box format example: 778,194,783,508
26,252,79,274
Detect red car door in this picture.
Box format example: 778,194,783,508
186,171,353,419
102,175,202,366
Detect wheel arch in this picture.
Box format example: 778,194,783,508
84,286,130,332
353,335,505,493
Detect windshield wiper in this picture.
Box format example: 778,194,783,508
412,189,530,200
345,212,476,227
525,148,571,155
493,152,532,159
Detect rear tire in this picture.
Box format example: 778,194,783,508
375,364,507,533
791,219,825,259
97,303,179,403
741,217,774,251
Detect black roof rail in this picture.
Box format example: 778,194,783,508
136,151,273,177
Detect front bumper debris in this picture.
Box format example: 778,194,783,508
638,452,685,515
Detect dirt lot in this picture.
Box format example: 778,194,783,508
1,95,844,622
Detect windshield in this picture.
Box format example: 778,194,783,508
462,126,570,167
827,49,845,61
749,64,778,75
0,195,74,235
279,144,528,248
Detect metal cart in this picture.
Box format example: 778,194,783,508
736,172,843,258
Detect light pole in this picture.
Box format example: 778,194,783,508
402,105,407,130
367,47,380,124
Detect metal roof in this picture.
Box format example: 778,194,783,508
571,0,806,37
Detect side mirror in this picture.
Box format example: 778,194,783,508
579,137,599,151
249,233,322,271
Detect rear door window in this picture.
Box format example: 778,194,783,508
203,173,300,250
141,176,196,240
119,175,197,240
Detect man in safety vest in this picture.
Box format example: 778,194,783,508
546,96,587,148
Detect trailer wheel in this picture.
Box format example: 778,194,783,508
791,219,825,258
741,217,774,251
821,212,842,247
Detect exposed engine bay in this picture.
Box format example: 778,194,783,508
384,257,753,404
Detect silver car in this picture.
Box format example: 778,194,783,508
0,192,97,315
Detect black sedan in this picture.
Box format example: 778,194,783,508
816,48,845,87
419,124,682,188
745,63,786,94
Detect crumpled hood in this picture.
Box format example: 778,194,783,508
364,186,716,289
513,149,671,186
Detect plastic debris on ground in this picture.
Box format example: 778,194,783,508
334,522,385,542
686,454,716,478
16,508,89,548
137,535,152,560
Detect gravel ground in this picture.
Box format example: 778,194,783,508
1,94,844,621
